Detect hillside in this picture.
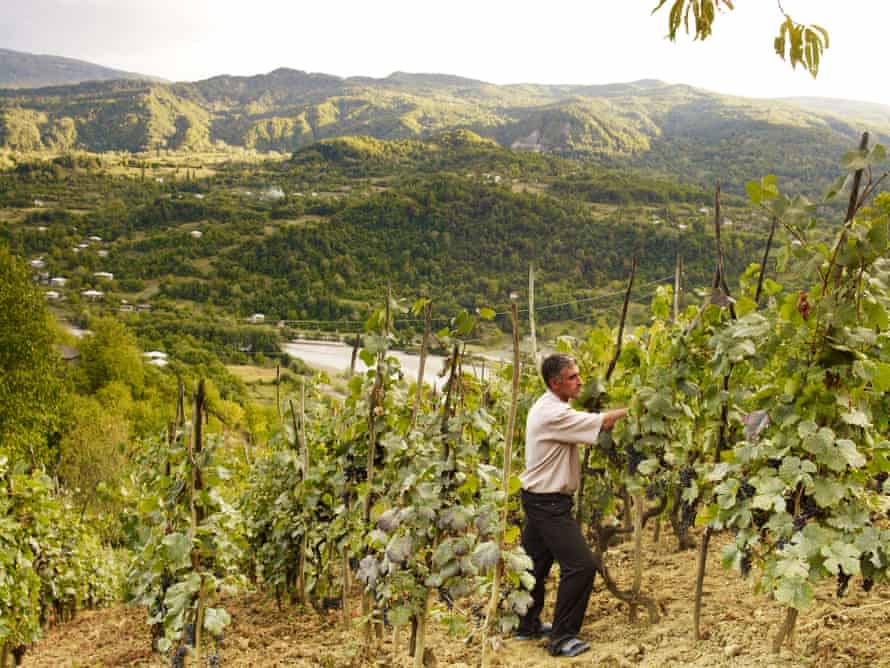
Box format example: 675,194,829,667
0,48,159,89
1,67,887,196
2,132,787,356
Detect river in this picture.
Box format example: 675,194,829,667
281,340,494,389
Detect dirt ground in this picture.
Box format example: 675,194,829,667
23,530,890,668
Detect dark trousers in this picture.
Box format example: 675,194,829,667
517,489,600,650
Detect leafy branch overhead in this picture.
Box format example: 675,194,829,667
652,0,829,77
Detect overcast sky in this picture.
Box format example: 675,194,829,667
3,1,889,105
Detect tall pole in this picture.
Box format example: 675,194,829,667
529,263,537,363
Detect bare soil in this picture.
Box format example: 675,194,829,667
23,530,890,667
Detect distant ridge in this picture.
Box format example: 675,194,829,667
0,48,161,89
1,57,888,197
779,96,890,128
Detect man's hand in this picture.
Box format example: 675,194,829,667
600,408,629,431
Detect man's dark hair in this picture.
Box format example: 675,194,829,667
541,354,576,388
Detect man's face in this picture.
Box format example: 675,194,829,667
550,363,582,401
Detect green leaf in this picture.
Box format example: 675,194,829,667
359,348,376,367
454,311,475,336
478,307,496,320
835,439,866,469
202,607,231,636
508,474,522,495
774,577,814,610
471,541,500,570
841,149,869,171
872,362,890,392
389,605,413,626
812,477,845,507
746,181,762,205
162,532,192,571
821,541,861,576
868,144,887,165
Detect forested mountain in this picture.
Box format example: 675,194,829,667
0,48,158,89
3,132,780,340
1,63,887,196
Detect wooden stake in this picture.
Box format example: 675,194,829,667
577,258,636,523
755,217,778,305
276,364,282,424
411,301,432,430
349,332,360,378
629,494,644,622
772,607,798,653
823,132,870,296
673,254,683,321
480,301,521,668
412,590,432,668
529,263,537,363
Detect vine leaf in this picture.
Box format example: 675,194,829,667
162,532,192,571
741,410,771,442
471,541,501,570
203,607,231,636
812,477,846,508
821,542,861,576
774,576,814,610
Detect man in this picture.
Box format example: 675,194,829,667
516,353,628,658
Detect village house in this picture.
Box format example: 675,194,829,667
143,351,168,367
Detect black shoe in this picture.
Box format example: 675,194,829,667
550,636,590,658
514,622,552,641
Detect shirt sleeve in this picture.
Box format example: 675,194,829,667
543,403,603,444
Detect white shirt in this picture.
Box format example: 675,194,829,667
519,390,604,495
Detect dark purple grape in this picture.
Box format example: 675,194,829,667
646,479,666,501
863,577,875,592
738,481,755,501
837,570,851,598
740,551,752,578
184,623,195,647
171,647,187,668
625,443,645,475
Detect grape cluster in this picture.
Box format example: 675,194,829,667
836,570,851,598
793,495,823,532
646,479,666,501
752,509,770,530
344,464,367,483
208,655,221,667
678,466,695,488
171,647,187,668
863,577,875,593
679,501,697,532
738,480,755,501
625,443,645,476
184,623,196,647
740,550,752,578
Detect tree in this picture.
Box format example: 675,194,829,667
79,316,146,397
0,246,66,467
57,393,129,532
652,0,829,77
